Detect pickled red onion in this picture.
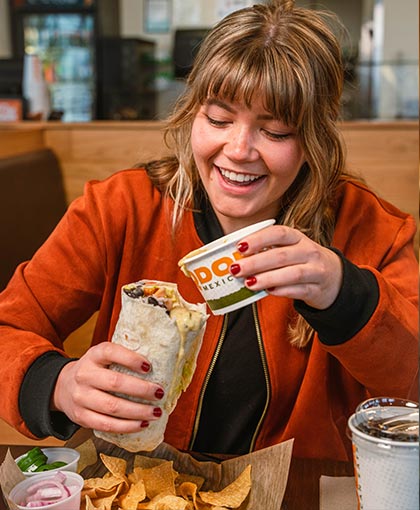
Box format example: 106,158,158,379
20,472,76,508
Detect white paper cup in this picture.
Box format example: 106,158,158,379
178,219,275,315
348,398,419,510
9,471,84,510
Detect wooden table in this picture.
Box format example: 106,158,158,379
0,430,354,510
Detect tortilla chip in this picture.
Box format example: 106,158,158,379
149,494,193,509
127,471,140,484
90,493,118,510
139,461,177,499
177,481,198,502
175,473,205,491
134,455,166,469
137,503,153,510
119,479,147,510
81,488,98,499
84,475,125,491
96,486,126,498
76,439,98,474
99,453,127,478
194,502,213,510
198,465,251,508
84,495,97,510
82,496,106,510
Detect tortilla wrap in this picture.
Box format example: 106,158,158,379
94,280,208,452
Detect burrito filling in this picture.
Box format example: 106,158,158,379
123,281,204,337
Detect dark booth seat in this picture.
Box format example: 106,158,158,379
0,148,67,290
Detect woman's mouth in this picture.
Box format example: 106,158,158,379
218,167,264,186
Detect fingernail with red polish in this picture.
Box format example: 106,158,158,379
246,276,257,287
155,388,165,399
141,421,149,428
230,263,241,275
237,241,249,253
141,361,151,373
153,407,162,417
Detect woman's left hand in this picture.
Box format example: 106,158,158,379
230,224,343,310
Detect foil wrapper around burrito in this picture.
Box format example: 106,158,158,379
94,280,208,452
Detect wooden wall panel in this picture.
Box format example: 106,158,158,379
59,162,122,203
43,129,72,162
70,129,168,163
0,129,44,158
342,125,418,221
42,122,170,202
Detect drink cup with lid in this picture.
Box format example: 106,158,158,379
347,396,419,510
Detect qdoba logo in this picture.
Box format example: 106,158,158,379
189,251,243,289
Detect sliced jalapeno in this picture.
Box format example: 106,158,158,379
35,461,67,471
17,447,48,472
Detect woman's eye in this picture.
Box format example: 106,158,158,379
264,130,291,141
205,115,229,127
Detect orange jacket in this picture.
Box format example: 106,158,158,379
0,169,417,460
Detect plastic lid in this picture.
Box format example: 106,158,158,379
353,397,419,443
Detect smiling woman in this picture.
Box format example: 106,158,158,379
191,96,306,234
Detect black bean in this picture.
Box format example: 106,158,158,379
124,285,144,299
147,296,160,306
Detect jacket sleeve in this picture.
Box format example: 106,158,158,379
0,182,107,438
322,213,418,401
294,248,379,344
19,352,80,439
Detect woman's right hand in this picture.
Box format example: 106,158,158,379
51,342,165,433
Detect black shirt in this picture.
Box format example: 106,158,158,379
191,193,267,454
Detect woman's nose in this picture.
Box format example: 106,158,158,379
224,127,259,161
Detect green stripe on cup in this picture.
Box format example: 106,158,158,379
207,287,258,310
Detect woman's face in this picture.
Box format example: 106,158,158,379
191,96,306,233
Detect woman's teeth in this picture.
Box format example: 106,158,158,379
219,168,261,184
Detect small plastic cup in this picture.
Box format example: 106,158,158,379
348,397,419,510
178,219,275,315
15,448,80,477
9,471,84,510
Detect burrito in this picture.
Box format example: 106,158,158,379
94,280,208,452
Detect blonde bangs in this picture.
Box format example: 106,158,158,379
192,45,306,128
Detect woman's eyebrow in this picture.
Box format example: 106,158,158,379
205,98,276,121
205,98,236,113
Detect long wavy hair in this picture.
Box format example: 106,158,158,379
145,0,351,348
